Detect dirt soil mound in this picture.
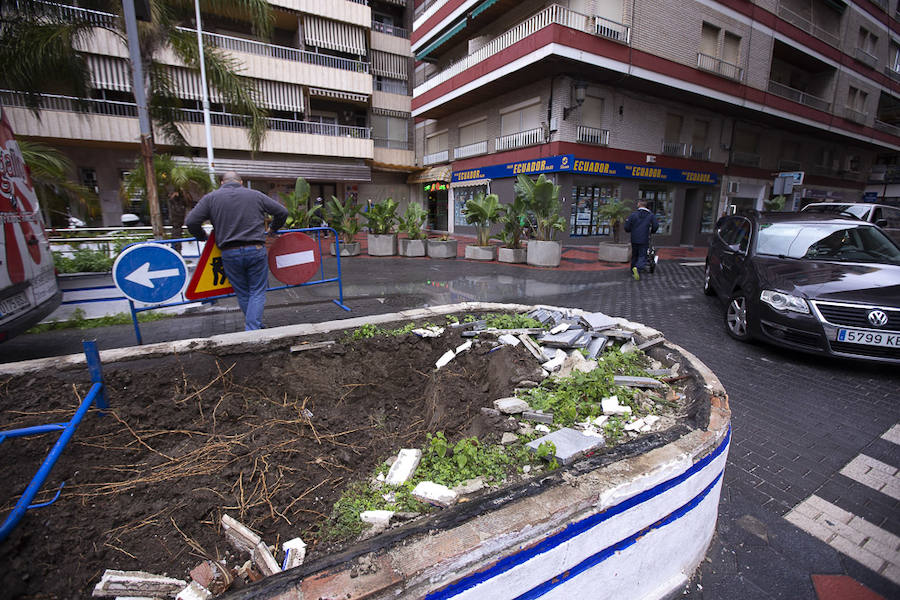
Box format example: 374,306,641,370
0,328,543,599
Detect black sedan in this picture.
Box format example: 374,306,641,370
704,211,900,363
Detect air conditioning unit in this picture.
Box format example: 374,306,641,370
728,181,740,194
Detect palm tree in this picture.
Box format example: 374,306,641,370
18,140,99,228
123,154,213,236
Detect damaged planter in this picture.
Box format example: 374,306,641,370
399,239,426,257
367,233,397,256
329,241,361,257
498,247,526,264
464,245,496,261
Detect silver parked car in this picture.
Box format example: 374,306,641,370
801,202,900,245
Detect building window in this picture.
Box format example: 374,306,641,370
723,32,741,64
568,184,620,237
374,76,407,95
499,98,541,135
581,96,604,128
372,115,408,149
891,42,900,72
857,27,878,55
426,131,448,154
458,118,487,146
700,22,719,56
454,185,486,227
638,186,672,236
848,86,868,112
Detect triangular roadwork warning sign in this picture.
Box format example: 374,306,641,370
185,232,234,300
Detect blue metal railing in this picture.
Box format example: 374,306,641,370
0,341,107,542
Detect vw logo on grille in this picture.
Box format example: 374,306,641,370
867,310,889,327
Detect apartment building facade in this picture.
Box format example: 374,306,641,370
2,0,416,227
410,0,900,247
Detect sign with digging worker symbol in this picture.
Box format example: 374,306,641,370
185,232,234,300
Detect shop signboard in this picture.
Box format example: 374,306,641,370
452,155,719,185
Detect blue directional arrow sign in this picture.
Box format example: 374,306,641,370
113,243,187,304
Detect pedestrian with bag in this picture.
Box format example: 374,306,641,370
186,171,288,331
623,199,659,281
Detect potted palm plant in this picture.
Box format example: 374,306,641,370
363,197,399,256
281,176,322,229
398,202,428,257
596,199,633,263
497,194,528,264
517,174,565,267
463,192,502,261
325,195,361,256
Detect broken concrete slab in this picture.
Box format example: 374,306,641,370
289,340,335,353
541,348,567,372
500,432,518,445
613,375,666,389
479,407,501,417
494,397,530,414
384,449,422,486
522,411,553,424
601,396,632,416
411,481,458,508
620,339,637,354
535,424,551,433
581,312,618,330
456,340,473,354
637,337,665,351
498,334,520,346
518,334,545,361
412,326,444,338
221,514,262,554
91,570,187,597
281,537,307,570
435,350,456,369
453,476,486,496
624,418,646,432
252,542,281,576
549,323,570,335
526,427,606,466
585,336,608,359
539,329,585,347
360,510,394,527
176,581,211,600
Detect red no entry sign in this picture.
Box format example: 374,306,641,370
268,232,321,285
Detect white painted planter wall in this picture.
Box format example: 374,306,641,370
1,303,729,600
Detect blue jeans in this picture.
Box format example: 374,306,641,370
220,245,268,331
631,242,649,272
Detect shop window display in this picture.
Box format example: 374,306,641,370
700,192,716,233
454,185,487,227
569,184,621,236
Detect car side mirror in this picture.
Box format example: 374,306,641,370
875,218,888,228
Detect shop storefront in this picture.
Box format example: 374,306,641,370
451,154,720,247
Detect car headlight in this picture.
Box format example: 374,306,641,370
760,290,810,314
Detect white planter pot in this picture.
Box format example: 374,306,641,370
367,233,397,256
465,245,496,261
399,238,426,257
427,239,458,258
597,242,631,263
526,240,561,267
498,247,527,264
330,241,361,257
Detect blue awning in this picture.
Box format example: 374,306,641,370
470,0,499,19
415,20,467,61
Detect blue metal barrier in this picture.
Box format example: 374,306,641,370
0,340,107,542
123,227,351,344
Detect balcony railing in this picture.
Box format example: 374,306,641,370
854,47,878,69
374,78,409,95
417,5,629,95
661,141,688,156
843,106,868,124
595,15,630,44
767,80,831,112
577,126,609,146
690,146,711,161
35,1,117,27
496,127,544,152
874,119,900,136
423,149,450,165
0,90,371,138
775,4,840,48
732,151,761,167
454,140,487,159
374,138,412,150
414,0,443,20
696,53,743,81
778,159,802,171
178,28,370,74
372,21,409,39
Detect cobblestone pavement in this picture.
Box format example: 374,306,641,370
2,252,898,599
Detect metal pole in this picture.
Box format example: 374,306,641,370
194,0,216,185
122,0,163,239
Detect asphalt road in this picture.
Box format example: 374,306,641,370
2,254,898,599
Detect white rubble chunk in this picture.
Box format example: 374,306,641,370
252,541,281,576
360,510,395,527
542,348,567,372
92,570,186,598
412,326,444,338
601,396,632,416
221,514,261,554
592,415,610,427
494,397,530,414
501,432,519,445
281,538,307,570
456,340,473,354
549,323,570,334
453,476,486,495
435,350,456,369
176,582,211,600
620,340,637,354
581,425,605,439
624,418,646,432
412,481,458,508
644,415,661,427
518,334,545,360
384,449,422,486
535,424,551,433
498,334,521,346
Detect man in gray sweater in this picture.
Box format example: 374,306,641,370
186,171,288,331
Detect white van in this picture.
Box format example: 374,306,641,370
0,107,61,341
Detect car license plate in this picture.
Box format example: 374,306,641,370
0,291,30,319
836,328,900,348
